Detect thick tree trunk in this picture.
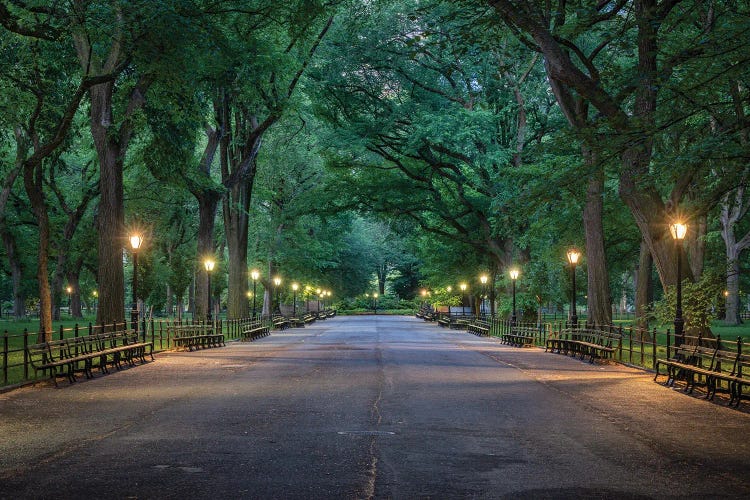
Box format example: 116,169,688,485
90,84,126,325
725,254,741,325
196,194,220,320
224,179,251,319
67,271,82,318
23,162,53,340
635,239,653,334
583,154,612,326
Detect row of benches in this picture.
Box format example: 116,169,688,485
167,324,225,351
545,328,621,363
655,337,749,407
28,330,153,386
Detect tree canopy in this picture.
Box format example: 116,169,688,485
1,0,748,334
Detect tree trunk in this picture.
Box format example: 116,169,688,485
1,232,25,319
90,83,126,325
223,178,251,319
687,214,706,279
196,193,220,320
725,253,741,325
67,271,82,318
583,154,612,326
23,161,53,340
166,284,173,316
635,239,653,334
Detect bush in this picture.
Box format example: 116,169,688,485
650,272,723,334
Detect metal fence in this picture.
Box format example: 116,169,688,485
1,316,272,389
430,311,748,373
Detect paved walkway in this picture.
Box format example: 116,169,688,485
0,315,748,499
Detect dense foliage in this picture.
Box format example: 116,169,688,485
0,0,748,333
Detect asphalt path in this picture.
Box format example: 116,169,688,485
1,315,749,499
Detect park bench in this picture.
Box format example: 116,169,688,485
168,324,224,351
502,325,538,347
415,306,432,319
546,328,621,363
437,314,451,327
467,319,491,337
654,336,750,407
241,320,270,341
273,315,291,330
315,311,328,320
302,313,316,325
27,330,153,386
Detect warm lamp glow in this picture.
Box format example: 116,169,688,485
204,259,215,272
274,277,282,286
567,249,581,265
292,283,299,291
724,290,729,297
373,293,379,298
130,234,143,250
447,286,452,292
460,283,467,291
510,269,519,280
92,290,97,297
247,291,252,298
480,275,488,285
670,222,687,240
421,289,427,296
66,286,72,294
250,269,260,280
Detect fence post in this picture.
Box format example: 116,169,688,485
651,328,657,370
59,324,64,341
23,328,29,380
3,330,8,386
666,328,671,361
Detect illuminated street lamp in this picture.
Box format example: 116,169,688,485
274,277,282,314
204,258,215,321
566,249,581,328
373,292,379,315
317,288,322,312
480,274,488,317
292,283,299,317
510,269,519,326
130,234,143,332
66,286,72,317
670,222,687,345
250,269,260,318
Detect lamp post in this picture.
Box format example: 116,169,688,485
510,269,519,326
316,288,322,313
204,259,215,321
66,286,72,317
92,290,98,315
566,249,581,328
479,274,488,317
459,283,467,314
129,234,143,332
292,283,299,317
373,292,379,315
670,222,687,346
274,277,282,314
250,269,259,318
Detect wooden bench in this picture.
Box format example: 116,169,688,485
273,315,291,330
168,324,224,351
654,337,750,407
546,328,621,363
467,319,491,337
437,315,451,328
241,320,270,341
303,313,316,325
27,330,153,386
502,326,538,347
